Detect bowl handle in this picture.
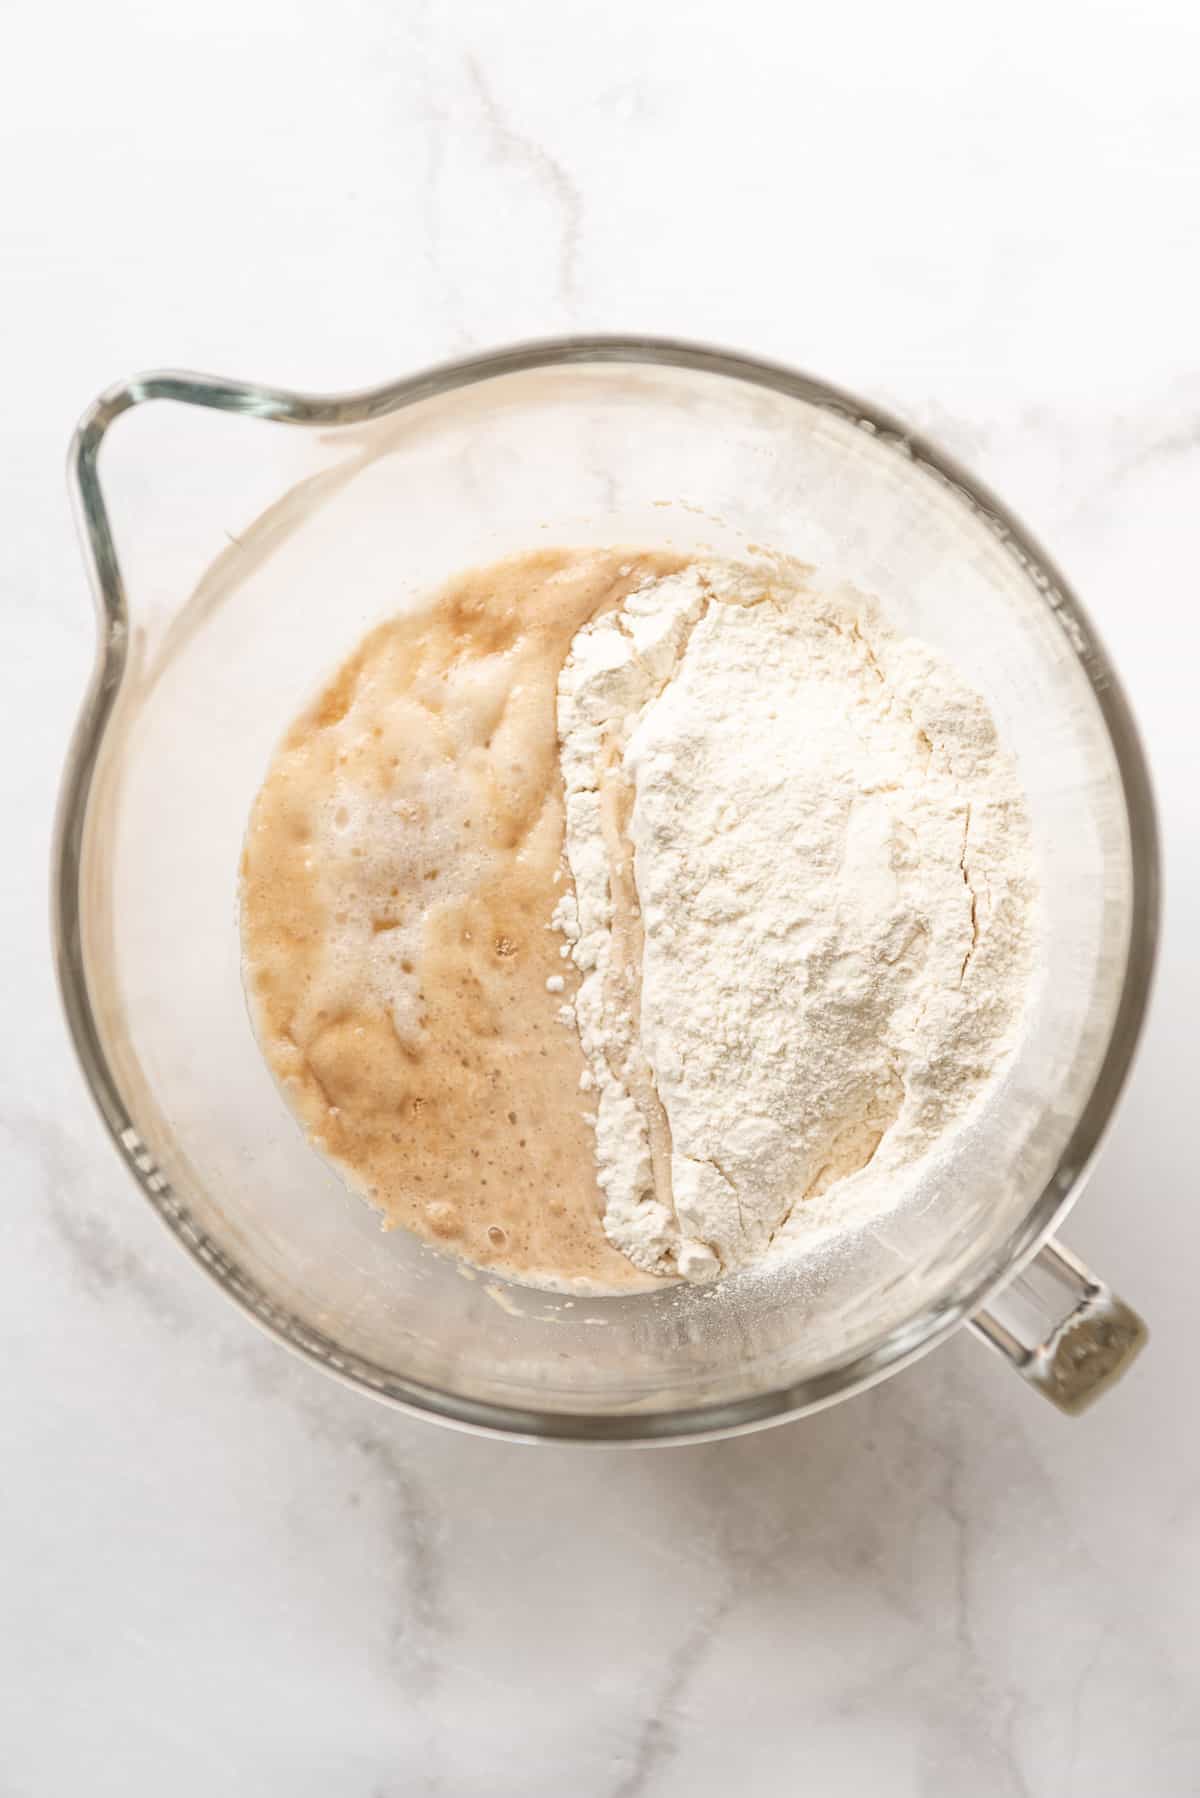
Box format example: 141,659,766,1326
968,1237,1146,1414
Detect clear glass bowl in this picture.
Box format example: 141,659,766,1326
54,339,1157,1440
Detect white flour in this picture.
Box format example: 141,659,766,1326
553,561,1037,1281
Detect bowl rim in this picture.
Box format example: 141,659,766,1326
52,333,1160,1444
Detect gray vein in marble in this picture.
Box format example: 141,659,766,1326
605,1443,807,1798
1063,1645,1099,1797
421,115,460,347
412,6,469,355
938,1386,972,1660
608,1589,733,1798
1102,415,1200,491
250,1368,452,1710
463,52,582,311
354,1427,446,1696
6,1109,193,1331
917,1368,1034,1798
999,1696,1035,1798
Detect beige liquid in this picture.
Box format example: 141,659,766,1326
239,548,684,1290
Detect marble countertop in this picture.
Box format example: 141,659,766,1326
4,1,1198,1791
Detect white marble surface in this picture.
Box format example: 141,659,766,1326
3,2,1199,1791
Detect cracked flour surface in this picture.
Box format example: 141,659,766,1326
553,561,1037,1281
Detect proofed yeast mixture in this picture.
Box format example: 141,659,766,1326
239,550,682,1291
240,549,1037,1293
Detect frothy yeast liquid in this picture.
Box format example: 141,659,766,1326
239,549,683,1291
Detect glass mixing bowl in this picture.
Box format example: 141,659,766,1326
54,338,1156,1441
